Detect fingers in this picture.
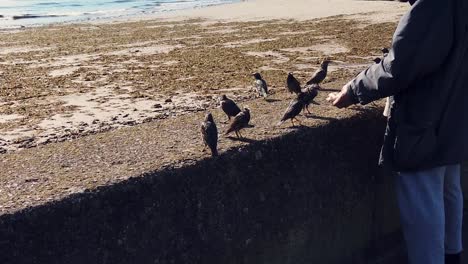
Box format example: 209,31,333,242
326,92,343,107
327,92,349,108
327,83,355,108
326,92,339,102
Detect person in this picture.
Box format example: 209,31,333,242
326,0,468,263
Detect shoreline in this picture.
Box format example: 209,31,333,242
0,0,242,30
0,0,408,31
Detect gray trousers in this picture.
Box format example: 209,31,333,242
396,164,463,264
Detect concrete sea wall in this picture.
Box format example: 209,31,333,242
0,110,406,264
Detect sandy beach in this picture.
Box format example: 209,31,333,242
0,0,408,213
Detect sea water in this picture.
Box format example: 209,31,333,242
0,0,239,28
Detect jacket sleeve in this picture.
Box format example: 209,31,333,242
348,0,453,105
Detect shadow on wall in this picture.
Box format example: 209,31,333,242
0,109,403,264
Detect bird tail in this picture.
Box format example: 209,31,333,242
210,147,218,157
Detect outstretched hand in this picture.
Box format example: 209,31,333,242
326,83,355,108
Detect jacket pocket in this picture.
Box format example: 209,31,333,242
393,123,437,171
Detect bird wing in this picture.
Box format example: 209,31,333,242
256,79,268,97
255,79,265,91
222,100,241,116
205,121,218,148
227,112,248,133
256,79,266,88
306,87,318,103
233,112,246,125
201,122,208,145
220,100,230,115
307,69,325,84
281,99,303,121
287,75,301,93
261,79,268,94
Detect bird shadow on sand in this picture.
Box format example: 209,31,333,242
277,124,308,130
265,98,281,103
349,105,380,112
225,136,258,143
304,114,338,122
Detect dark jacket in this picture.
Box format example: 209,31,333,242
347,0,468,171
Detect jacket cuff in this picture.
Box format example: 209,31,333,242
346,81,360,105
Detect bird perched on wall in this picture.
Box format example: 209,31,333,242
286,72,302,94
306,60,331,86
299,84,319,114
277,97,304,127
201,113,218,157
252,72,268,98
225,108,250,138
220,95,241,122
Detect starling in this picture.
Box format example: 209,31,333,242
306,60,331,85
277,97,304,127
299,84,319,114
225,108,250,138
201,113,218,157
286,72,302,94
220,95,241,121
252,72,268,98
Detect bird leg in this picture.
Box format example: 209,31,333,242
294,117,302,126
238,130,243,139
291,119,295,127
306,105,311,114
235,131,240,138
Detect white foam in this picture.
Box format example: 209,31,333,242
0,0,242,29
